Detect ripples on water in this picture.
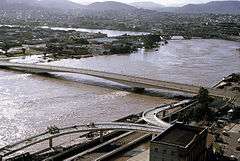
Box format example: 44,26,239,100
0,39,239,146
48,39,240,87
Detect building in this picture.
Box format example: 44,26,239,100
150,123,208,161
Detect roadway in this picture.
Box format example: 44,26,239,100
0,122,166,157
142,100,192,127
0,61,237,98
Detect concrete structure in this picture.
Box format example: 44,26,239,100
0,122,166,158
150,123,208,161
142,100,191,127
0,61,237,99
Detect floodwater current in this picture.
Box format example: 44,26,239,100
0,38,239,146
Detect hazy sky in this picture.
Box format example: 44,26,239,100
70,0,235,6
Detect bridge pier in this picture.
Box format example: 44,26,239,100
100,131,104,143
49,138,53,149
177,112,181,120
132,87,145,94
152,133,159,140
0,62,235,99
162,110,166,117
169,114,172,123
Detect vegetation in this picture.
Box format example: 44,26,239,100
68,37,90,45
0,42,11,54
1,1,239,42
142,34,161,49
232,106,240,120
194,87,213,121
178,87,215,123
0,41,21,55
110,43,136,54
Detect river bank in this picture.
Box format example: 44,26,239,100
0,36,239,147
1,25,239,61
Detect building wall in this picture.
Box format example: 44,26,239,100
150,142,181,161
185,130,208,161
150,129,208,161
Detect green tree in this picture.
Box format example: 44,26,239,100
1,42,11,54
197,87,210,104
22,48,26,54
194,87,212,121
69,36,89,45
232,107,240,120
142,34,161,49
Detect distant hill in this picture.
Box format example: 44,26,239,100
32,0,83,9
130,1,165,10
0,0,239,14
160,1,240,14
1,0,83,10
87,1,137,11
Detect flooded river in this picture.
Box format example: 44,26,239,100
0,38,239,146
39,26,148,37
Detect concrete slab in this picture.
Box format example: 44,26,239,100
127,150,149,161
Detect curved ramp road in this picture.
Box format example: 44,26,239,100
142,100,191,127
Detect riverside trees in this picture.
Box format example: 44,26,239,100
194,87,213,121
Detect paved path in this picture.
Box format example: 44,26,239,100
0,61,237,98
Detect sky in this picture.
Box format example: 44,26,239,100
70,0,236,6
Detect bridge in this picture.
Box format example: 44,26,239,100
0,99,194,158
0,122,166,158
142,99,192,127
0,62,237,98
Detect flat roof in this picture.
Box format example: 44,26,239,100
152,123,205,147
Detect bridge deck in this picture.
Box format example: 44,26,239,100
142,100,191,127
0,122,166,157
0,62,237,98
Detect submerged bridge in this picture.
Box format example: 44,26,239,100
0,62,236,98
0,122,166,157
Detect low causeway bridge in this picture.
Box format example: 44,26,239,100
0,62,237,99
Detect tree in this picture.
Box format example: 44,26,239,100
194,87,213,121
1,42,11,54
0,41,20,55
69,36,89,45
142,34,161,49
232,106,240,120
197,87,210,104
22,48,26,54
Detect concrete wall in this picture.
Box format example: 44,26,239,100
150,129,208,161
150,142,181,161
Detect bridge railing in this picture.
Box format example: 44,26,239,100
0,122,166,157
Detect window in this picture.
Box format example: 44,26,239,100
163,149,167,154
154,148,158,152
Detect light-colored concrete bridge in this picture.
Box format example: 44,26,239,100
142,99,192,127
0,122,166,157
0,62,237,98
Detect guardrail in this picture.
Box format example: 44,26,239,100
142,99,192,126
0,122,166,158
0,62,237,98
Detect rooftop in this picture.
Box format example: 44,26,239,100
152,123,206,147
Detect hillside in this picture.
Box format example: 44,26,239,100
1,0,239,14
160,1,240,14
88,1,138,11
130,1,165,10
1,0,83,10
32,0,83,9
